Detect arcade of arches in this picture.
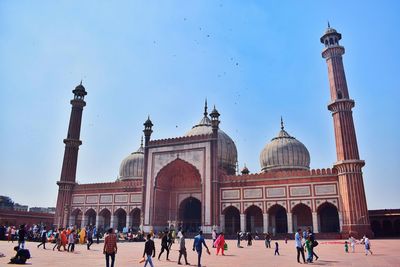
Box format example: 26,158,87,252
221,202,341,235
68,207,141,232
153,159,202,232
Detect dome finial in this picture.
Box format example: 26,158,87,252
80,80,82,85
140,135,144,148
280,116,284,130
204,98,208,117
327,21,330,28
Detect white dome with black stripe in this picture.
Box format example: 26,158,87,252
260,119,310,172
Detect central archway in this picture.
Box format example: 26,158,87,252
179,197,201,233
268,204,288,234
153,159,202,230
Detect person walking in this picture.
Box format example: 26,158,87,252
142,234,155,267
193,230,210,267
87,227,94,250
305,236,313,263
18,225,26,249
60,229,68,251
274,241,279,256
247,232,252,246
7,227,13,243
53,229,61,251
307,228,319,261
295,229,306,264
158,230,170,261
214,232,225,256
167,230,173,250
212,229,217,248
37,226,47,249
67,229,76,252
103,228,118,267
364,235,373,256
178,231,189,265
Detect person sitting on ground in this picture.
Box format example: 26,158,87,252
8,246,30,264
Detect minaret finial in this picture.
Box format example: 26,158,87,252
280,116,284,130
204,98,208,117
140,135,143,147
327,21,330,28
80,80,82,85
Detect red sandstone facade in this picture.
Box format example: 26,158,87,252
55,26,372,238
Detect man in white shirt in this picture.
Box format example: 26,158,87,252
295,228,306,263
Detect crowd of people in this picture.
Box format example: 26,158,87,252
0,222,375,266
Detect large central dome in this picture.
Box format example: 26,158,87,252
260,120,310,172
185,102,237,174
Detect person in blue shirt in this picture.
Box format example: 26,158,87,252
192,231,210,267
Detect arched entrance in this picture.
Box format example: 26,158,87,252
130,208,141,231
153,159,202,231
85,209,96,226
382,220,393,236
179,197,201,233
292,204,312,231
71,209,83,227
115,208,127,232
245,205,263,233
268,205,287,234
318,202,340,233
98,209,111,231
223,206,240,235
371,220,381,237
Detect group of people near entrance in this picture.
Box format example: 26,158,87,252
295,227,319,264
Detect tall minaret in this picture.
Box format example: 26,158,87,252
321,25,372,237
54,82,87,227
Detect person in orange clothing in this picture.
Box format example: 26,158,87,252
214,232,225,256
60,229,68,251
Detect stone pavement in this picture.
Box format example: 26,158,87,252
0,239,399,266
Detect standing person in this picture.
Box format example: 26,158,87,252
18,225,26,249
158,230,170,261
167,230,173,250
37,226,47,249
87,227,94,250
214,232,225,256
308,228,319,261
237,231,241,248
142,234,155,267
295,229,306,264
93,226,98,244
344,241,349,253
178,231,189,265
103,228,118,267
265,232,271,248
305,236,313,263
192,230,210,267
349,235,356,253
274,241,279,256
68,229,76,252
7,227,13,243
79,227,86,244
247,232,252,246
177,229,183,245
211,230,217,248
364,235,373,256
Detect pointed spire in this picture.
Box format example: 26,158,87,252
280,116,284,130
140,136,143,148
80,80,82,85
204,98,208,117
327,21,330,28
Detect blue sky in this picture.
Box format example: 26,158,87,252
0,1,399,209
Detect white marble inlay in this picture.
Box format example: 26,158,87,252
222,190,240,200
266,187,286,197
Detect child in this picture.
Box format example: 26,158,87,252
344,241,349,253
305,236,313,263
274,241,279,255
364,235,373,256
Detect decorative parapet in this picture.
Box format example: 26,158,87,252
148,134,213,146
221,168,337,182
74,179,142,191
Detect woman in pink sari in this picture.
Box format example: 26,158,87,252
214,232,225,256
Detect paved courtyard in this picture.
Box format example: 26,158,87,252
1,239,399,266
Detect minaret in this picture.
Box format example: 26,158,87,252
54,82,87,227
321,25,372,237
210,105,220,228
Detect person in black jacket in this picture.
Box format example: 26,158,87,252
18,225,26,249
37,226,47,249
143,234,155,267
9,246,30,264
158,231,170,261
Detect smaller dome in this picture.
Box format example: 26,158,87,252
119,140,144,180
241,165,250,175
260,120,310,172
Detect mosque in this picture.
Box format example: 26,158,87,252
54,25,373,238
